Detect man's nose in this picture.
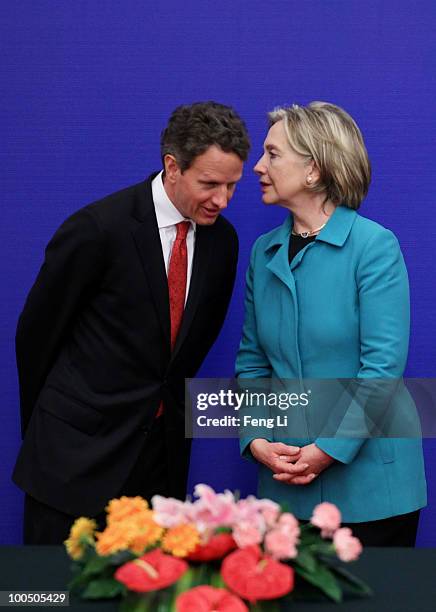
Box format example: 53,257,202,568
212,186,228,209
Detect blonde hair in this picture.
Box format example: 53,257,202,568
268,102,371,209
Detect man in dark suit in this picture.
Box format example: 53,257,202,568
13,101,250,544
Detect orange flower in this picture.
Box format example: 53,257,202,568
128,513,164,555
95,521,136,557
162,523,200,557
106,496,149,524
64,517,97,560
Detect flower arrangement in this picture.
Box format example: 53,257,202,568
65,485,371,611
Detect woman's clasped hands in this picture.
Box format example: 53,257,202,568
250,439,334,485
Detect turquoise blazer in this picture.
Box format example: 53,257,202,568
236,206,427,522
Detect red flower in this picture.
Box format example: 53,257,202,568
176,585,248,612
221,545,294,602
187,533,236,562
115,549,188,592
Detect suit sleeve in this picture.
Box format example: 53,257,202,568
16,208,105,437
315,228,410,463
236,239,273,460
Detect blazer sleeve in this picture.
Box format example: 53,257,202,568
316,228,410,463
236,239,273,379
16,208,105,437
236,239,273,460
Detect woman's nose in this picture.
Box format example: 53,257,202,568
254,154,266,175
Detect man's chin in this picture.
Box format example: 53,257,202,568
196,212,220,225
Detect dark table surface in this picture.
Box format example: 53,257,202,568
0,546,435,611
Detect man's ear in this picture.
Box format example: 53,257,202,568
164,154,181,183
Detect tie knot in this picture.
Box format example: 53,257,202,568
176,221,190,240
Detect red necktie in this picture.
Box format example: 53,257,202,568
168,221,190,349
156,221,190,418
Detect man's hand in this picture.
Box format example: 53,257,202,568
273,443,335,485
249,439,312,481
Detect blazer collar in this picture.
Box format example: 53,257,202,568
264,205,357,252
132,173,160,221
132,173,171,347
315,205,357,247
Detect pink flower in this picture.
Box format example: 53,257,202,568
278,512,300,532
191,485,237,531
310,502,341,538
151,496,192,528
264,512,300,560
333,528,362,562
233,521,263,548
233,499,267,534
260,503,281,528
264,527,299,560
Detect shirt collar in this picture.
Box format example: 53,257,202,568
151,171,196,232
264,205,357,252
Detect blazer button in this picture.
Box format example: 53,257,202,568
141,425,150,435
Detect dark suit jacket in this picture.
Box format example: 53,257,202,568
13,174,238,516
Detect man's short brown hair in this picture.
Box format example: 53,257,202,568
161,101,250,171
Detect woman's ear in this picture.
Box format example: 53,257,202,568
306,160,320,185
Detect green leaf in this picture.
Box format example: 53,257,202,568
249,602,280,612
119,594,155,612
214,526,232,534
82,554,113,576
154,588,176,612
298,530,323,547
294,563,342,603
311,542,336,556
299,522,314,533
294,549,317,573
109,550,136,566
330,565,373,598
173,568,195,596
210,572,226,589
82,577,126,599
189,563,212,586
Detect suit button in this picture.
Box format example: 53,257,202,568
141,425,150,435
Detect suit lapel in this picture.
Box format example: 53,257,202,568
132,176,214,361
132,178,171,346
171,224,213,360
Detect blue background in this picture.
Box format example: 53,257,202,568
2,1,436,545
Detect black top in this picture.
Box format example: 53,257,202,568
288,232,317,263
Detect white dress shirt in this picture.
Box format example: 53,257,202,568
151,171,196,304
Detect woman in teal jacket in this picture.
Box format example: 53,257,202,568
236,102,426,546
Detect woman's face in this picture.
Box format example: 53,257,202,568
254,120,311,207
